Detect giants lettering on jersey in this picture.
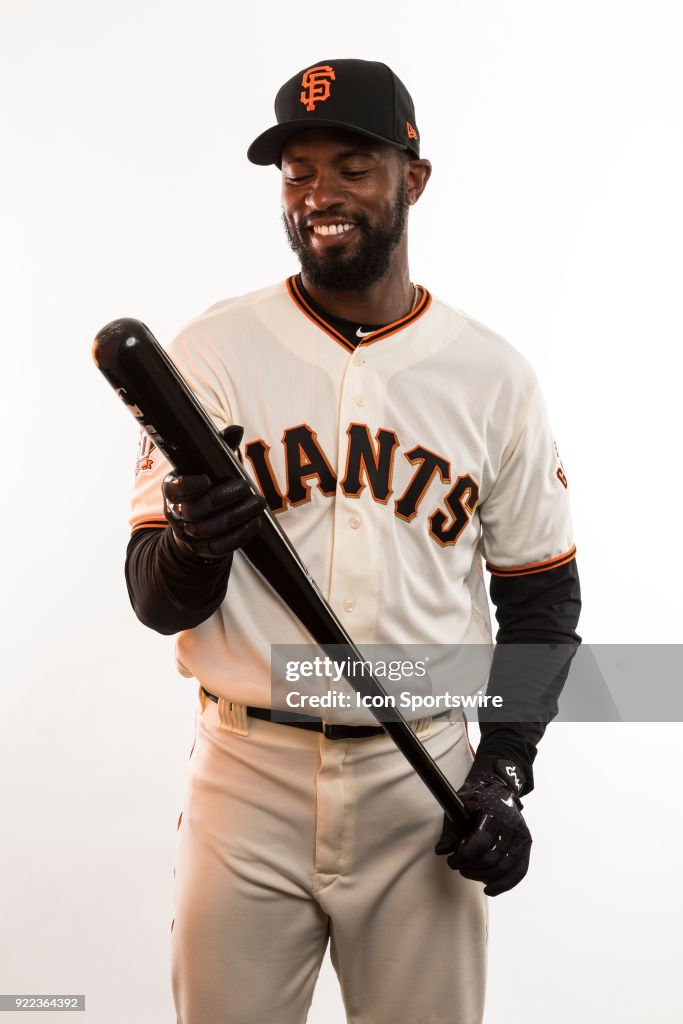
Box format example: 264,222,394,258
245,423,480,548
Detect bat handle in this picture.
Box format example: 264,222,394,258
381,719,473,831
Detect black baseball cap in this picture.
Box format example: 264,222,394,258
247,59,420,167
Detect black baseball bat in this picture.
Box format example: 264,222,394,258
93,317,471,830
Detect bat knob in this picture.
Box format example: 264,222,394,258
92,317,153,371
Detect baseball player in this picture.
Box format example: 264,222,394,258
125,59,581,1024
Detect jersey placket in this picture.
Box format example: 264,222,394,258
326,345,381,646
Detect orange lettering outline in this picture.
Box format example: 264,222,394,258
244,438,288,514
429,474,481,548
339,424,399,504
283,422,337,508
394,444,451,522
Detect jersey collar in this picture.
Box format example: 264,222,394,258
286,275,432,353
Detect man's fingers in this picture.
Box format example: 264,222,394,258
166,478,265,523
482,848,531,896
452,841,532,895
435,824,465,856
182,493,267,539
434,808,484,856
448,819,499,866
162,473,213,504
451,844,507,875
195,516,264,557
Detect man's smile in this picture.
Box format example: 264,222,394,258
300,219,361,252
311,222,356,237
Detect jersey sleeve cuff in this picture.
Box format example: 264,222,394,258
485,544,576,578
130,516,168,533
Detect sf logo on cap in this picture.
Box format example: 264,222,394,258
300,65,335,111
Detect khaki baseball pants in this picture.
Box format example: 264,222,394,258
171,693,488,1024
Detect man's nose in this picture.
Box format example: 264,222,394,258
304,171,346,211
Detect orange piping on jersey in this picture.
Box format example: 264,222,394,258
131,517,167,533
362,287,432,344
286,277,432,349
486,545,577,578
463,716,476,758
287,276,355,352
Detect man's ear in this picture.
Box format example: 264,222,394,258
405,158,432,206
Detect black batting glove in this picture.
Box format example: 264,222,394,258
162,425,267,563
435,756,532,897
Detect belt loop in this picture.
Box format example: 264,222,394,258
217,698,250,737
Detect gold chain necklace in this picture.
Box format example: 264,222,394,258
409,283,420,315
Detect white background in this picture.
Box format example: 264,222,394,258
1,1,682,1021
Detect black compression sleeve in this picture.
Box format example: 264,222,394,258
475,558,582,793
125,526,232,635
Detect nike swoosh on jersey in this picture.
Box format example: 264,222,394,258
356,327,373,338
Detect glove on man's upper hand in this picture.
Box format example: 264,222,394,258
162,424,267,563
435,756,532,897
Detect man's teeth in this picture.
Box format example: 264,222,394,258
312,223,355,236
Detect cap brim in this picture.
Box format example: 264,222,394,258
247,119,409,167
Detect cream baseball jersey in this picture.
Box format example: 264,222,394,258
130,279,575,718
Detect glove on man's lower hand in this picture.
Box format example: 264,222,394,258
435,757,531,896
162,425,267,563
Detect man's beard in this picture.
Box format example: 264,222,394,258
282,182,408,293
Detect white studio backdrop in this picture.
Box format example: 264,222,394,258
1,1,681,1022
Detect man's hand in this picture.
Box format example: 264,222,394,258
435,757,532,896
162,425,267,562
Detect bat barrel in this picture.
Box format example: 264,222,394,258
93,318,238,479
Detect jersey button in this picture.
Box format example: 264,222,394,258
354,353,365,366
355,395,366,407
344,600,355,613
349,516,361,530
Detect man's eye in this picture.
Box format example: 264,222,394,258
342,170,369,178
285,174,312,184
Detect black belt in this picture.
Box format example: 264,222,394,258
201,687,425,740
200,688,450,737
